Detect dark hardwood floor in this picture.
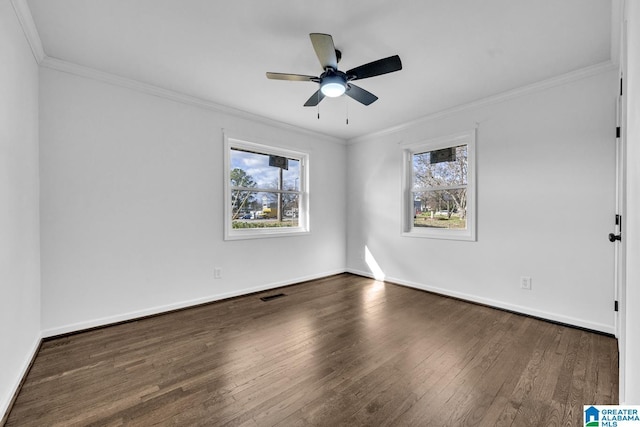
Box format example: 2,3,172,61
5,274,618,426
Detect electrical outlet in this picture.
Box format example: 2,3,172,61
520,276,532,290
214,268,222,279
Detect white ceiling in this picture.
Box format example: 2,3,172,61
25,0,614,140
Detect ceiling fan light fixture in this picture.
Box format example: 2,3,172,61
320,75,346,97
266,33,402,107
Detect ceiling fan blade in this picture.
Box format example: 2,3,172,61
345,84,378,106
346,55,402,80
266,72,318,82
310,33,338,70
304,89,325,107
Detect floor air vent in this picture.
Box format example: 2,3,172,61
260,293,286,302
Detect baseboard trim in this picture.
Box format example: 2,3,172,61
4,269,616,423
41,269,346,339
1,333,42,426
346,268,616,336
42,268,616,339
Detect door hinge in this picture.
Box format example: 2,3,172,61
616,126,621,138
620,78,623,96
615,300,619,312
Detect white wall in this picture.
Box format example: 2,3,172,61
623,0,640,404
39,67,347,335
346,70,618,334
2,0,630,414
0,0,41,417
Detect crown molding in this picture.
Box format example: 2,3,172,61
10,0,45,63
11,0,342,144
348,60,618,144
11,0,617,147
12,0,617,147
39,56,346,145
39,56,616,148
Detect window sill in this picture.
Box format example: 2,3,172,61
224,227,310,241
402,228,476,241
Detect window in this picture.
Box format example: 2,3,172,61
402,130,476,241
224,134,309,240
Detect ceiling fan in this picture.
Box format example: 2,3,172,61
266,33,402,107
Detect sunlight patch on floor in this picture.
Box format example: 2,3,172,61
365,246,386,281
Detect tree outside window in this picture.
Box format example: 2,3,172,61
413,144,468,228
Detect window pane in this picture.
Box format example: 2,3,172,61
413,144,468,189
231,186,258,219
412,189,467,229
403,130,475,241
231,192,299,228
225,136,309,240
230,148,300,190
282,159,300,191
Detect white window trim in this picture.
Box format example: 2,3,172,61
401,130,477,241
223,133,310,241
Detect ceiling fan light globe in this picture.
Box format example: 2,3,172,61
321,82,346,97
320,74,346,97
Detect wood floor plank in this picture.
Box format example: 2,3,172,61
5,274,618,426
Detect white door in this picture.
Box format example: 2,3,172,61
614,15,628,403
613,91,624,337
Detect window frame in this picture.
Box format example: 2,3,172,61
223,133,309,241
402,130,477,241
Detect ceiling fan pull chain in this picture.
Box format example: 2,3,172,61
346,97,349,125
